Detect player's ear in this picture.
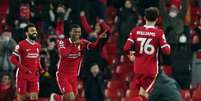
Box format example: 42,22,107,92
144,16,147,21
25,31,28,35
69,30,72,36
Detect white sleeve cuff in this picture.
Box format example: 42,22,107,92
128,38,135,43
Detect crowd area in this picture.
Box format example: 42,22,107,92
0,0,201,101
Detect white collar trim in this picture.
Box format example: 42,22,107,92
69,38,73,44
26,39,36,45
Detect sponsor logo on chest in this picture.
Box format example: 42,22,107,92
26,48,39,58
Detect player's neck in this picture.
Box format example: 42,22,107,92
26,38,36,43
70,37,79,43
145,21,156,27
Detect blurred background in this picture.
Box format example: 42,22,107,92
0,0,201,101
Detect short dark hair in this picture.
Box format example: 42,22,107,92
0,72,12,82
145,7,159,22
25,23,35,32
48,37,56,43
69,24,81,31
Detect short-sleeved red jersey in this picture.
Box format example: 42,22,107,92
12,39,41,79
57,38,99,76
124,25,171,75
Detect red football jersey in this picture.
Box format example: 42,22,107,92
12,39,41,79
57,38,99,76
124,25,171,75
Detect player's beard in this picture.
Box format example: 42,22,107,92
71,35,80,42
28,33,38,41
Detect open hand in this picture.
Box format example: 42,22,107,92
80,11,85,16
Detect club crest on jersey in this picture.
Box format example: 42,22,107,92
26,48,39,58
59,40,65,48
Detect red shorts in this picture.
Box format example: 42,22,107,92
16,77,39,95
56,72,78,95
130,74,157,97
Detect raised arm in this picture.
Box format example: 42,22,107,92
178,0,188,18
159,0,168,17
86,30,108,49
99,19,113,34
123,29,136,54
80,11,93,33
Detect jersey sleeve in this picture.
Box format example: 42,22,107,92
123,29,136,54
12,44,20,57
159,32,171,55
83,38,100,50
80,15,93,33
10,43,29,71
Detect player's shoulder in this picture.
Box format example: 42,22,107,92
156,28,164,34
18,40,27,46
154,27,164,37
18,40,26,44
130,26,141,35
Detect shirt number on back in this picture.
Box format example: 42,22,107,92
137,38,155,55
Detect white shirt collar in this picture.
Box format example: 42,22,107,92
26,38,36,45
69,38,73,44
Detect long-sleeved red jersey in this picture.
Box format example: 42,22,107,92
10,39,41,79
80,14,112,34
124,25,171,75
57,38,100,76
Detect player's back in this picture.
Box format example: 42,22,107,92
131,26,164,75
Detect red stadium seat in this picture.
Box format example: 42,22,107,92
105,88,124,98
105,44,117,55
106,97,121,101
77,97,85,101
162,65,172,76
121,97,133,101
112,71,133,82
102,44,118,64
121,89,133,101
115,64,132,74
78,89,84,97
107,32,118,44
38,97,49,101
107,81,128,90
192,86,201,101
125,89,131,97
180,89,192,101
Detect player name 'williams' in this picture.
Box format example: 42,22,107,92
137,31,156,36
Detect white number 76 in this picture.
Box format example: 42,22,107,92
137,38,155,55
